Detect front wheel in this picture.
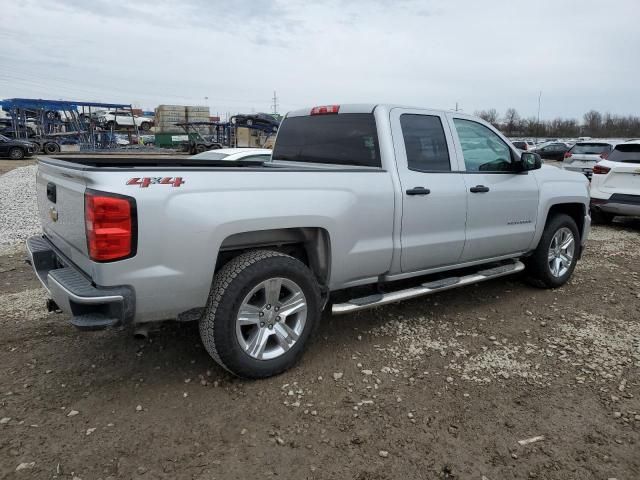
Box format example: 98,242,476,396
139,122,151,131
525,213,580,288
200,250,321,378
9,147,25,160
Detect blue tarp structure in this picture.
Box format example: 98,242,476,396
0,98,131,110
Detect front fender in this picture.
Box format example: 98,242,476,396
529,169,590,249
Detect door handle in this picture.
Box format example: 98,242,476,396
469,185,490,193
406,187,431,196
46,182,57,203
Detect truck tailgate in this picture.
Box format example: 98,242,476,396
36,161,89,263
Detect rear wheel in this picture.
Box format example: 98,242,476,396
200,250,321,378
8,147,25,160
195,144,207,153
525,213,579,288
140,122,151,131
43,142,60,154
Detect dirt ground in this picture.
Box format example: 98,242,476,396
1,177,639,479
0,159,35,177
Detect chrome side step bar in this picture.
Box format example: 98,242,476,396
332,260,525,315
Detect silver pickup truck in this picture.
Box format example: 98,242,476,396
27,104,590,378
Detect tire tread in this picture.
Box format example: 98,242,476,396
200,250,309,377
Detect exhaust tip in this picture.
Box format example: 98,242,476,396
133,322,159,340
133,327,149,340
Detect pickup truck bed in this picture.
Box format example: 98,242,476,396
27,103,590,378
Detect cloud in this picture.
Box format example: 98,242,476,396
1,0,639,119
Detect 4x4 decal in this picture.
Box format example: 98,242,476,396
126,177,184,188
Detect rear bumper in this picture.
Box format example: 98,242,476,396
591,194,640,217
26,235,135,330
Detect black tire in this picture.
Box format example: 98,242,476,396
140,122,151,131
200,250,321,379
8,147,25,160
195,144,207,153
591,209,614,225
525,213,580,288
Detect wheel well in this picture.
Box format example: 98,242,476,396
216,228,331,287
546,203,585,239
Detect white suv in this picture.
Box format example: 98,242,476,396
99,110,154,131
590,140,640,223
563,140,619,178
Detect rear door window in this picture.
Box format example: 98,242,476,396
272,113,381,167
400,114,451,172
608,144,640,164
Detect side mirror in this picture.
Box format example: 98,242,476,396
517,152,542,171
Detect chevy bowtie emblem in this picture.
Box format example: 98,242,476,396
49,207,58,222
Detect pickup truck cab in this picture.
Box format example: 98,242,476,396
27,104,591,378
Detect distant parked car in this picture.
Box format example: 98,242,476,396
535,142,571,161
590,140,640,223
230,113,280,132
563,141,619,178
0,134,36,159
190,148,272,162
99,110,154,131
512,140,536,151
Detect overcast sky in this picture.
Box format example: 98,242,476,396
1,0,639,120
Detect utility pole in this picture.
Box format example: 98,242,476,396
536,90,542,143
271,91,279,115
455,102,460,112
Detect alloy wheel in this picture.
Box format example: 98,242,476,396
235,277,307,360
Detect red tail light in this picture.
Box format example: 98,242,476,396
310,105,340,115
592,164,611,175
564,152,572,159
85,191,136,262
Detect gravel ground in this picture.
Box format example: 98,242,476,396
0,222,638,479
0,165,40,251
0,160,639,479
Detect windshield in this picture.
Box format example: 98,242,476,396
272,113,381,167
190,152,230,160
571,143,611,155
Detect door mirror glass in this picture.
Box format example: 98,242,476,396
519,152,542,171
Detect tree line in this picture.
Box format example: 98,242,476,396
473,108,640,138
